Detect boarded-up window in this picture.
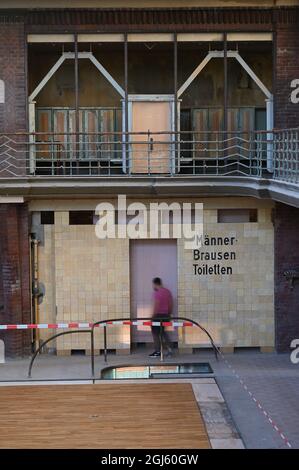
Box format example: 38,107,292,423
192,107,262,158
41,211,54,225
35,107,122,160
0,80,4,104
69,211,96,225
218,209,258,223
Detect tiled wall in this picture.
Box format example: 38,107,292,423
38,212,131,351
178,206,274,349
36,197,274,352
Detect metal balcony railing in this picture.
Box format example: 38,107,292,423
0,129,298,184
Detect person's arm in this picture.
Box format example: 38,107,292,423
168,292,173,316
152,292,158,317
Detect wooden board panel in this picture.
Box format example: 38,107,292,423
0,383,210,449
192,108,223,158
193,107,257,158
131,101,171,174
36,107,121,161
36,109,52,158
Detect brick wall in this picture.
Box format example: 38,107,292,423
274,202,299,352
274,26,299,129
0,18,26,133
0,204,31,357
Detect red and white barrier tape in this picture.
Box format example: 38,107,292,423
0,319,292,447
219,351,292,449
0,320,194,330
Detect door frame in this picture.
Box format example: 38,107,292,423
123,94,180,174
129,238,179,346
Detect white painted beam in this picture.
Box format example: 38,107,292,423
88,53,125,98
29,51,125,102
177,33,223,42
234,53,272,99
29,54,66,102
0,196,24,203
178,50,272,100
0,79,4,104
27,34,74,43
178,52,213,98
78,33,124,43
227,33,272,42
127,33,173,42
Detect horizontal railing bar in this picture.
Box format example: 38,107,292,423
0,129,298,184
1,127,298,137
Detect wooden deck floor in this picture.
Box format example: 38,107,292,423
0,383,210,449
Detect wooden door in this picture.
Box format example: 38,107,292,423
130,239,178,344
130,101,172,174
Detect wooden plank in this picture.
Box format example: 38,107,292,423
99,109,116,159
209,108,223,158
84,109,98,159
36,109,52,159
0,384,210,449
192,109,208,157
54,109,69,160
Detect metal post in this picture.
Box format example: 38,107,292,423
148,130,151,175
124,34,129,174
32,238,40,351
173,33,178,175
104,325,108,363
159,323,164,362
91,329,95,380
28,102,36,174
223,33,228,161
266,97,274,173
74,33,79,171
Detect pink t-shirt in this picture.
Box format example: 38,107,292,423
153,287,172,315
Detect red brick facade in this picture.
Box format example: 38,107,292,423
274,202,299,352
0,18,26,133
274,26,299,129
0,204,31,356
0,8,298,355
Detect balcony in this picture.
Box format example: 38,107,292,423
0,128,298,206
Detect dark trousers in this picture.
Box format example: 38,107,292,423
151,314,172,351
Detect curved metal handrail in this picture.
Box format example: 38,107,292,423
90,316,219,377
28,329,92,378
28,316,219,379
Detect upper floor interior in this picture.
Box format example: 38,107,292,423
20,32,288,180
0,3,298,208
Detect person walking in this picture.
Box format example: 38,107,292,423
149,277,173,358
